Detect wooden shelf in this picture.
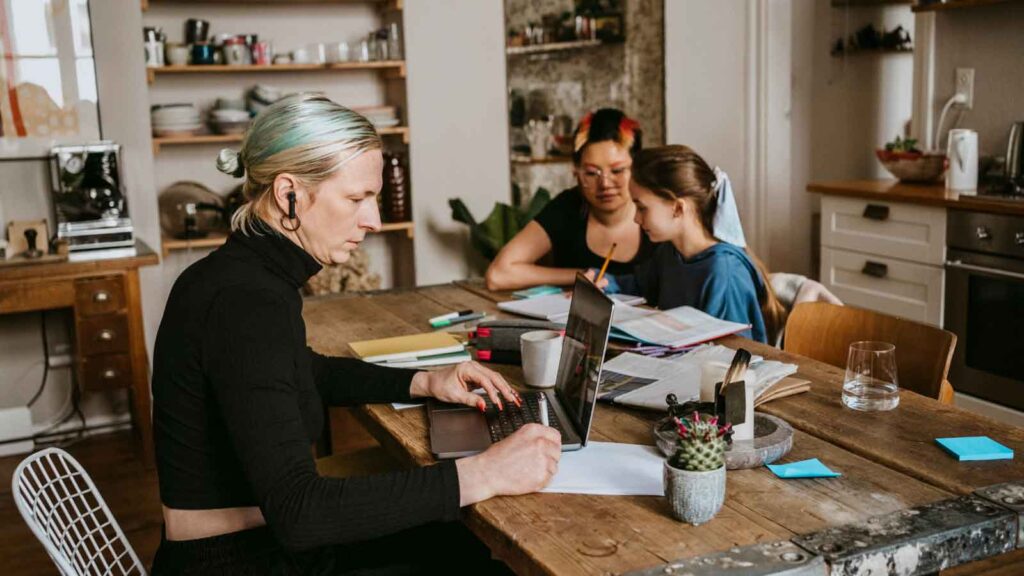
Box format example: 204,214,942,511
507,39,605,57
152,126,408,154
831,0,912,6
831,48,914,57
511,155,573,165
144,0,401,10
912,0,1015,11
147,61,406,84
161,221,414,255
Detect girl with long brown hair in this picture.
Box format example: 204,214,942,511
593,145,785,343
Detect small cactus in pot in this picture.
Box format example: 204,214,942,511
664,412,730,524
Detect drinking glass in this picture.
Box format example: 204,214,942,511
842,341,899,411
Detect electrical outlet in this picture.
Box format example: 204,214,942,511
955,68,975,110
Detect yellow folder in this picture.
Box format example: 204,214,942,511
349,332,465,363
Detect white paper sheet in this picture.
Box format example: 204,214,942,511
542,441,664,495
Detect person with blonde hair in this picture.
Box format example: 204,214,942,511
151,94,558,574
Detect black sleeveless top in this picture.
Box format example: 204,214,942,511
532,186,654,275
152,226,460,551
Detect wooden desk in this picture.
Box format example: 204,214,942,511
303,282,1024,575
0,243,159,463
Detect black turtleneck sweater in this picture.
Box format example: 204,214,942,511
152,227,461,552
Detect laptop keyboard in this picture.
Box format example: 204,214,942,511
483,393,564,443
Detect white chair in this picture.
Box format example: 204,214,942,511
12,447,146,576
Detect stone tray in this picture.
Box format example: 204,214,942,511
653,412,794,470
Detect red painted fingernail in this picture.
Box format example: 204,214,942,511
514,397,522,408
497,400,504,411
478,399,486,412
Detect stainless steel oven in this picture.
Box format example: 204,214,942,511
944,209,1024,411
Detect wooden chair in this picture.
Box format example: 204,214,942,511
784,302,957,404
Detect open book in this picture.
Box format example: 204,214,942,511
609,305,751,348
597,345,807,412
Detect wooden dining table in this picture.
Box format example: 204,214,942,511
302,281,1024,576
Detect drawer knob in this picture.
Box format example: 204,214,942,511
861,261,889,279
102,369,118,379
1015,232,1024,246
976,226,991,240
98,329,115,342
93,291,110,303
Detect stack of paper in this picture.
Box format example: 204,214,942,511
349,332,470,369
497,292,645,322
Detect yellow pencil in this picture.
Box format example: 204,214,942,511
595,243,617,285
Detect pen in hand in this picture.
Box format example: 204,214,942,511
538,394,549,427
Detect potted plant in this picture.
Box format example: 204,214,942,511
664,411,730,525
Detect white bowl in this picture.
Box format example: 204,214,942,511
210,109,251,122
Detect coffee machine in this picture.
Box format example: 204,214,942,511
49,142,135,255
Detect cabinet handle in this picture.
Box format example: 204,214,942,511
97,329,115,342
102,369,118,379
92,291,110,303
861,261,889,278
862,204,890,221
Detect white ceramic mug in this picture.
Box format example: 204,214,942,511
520,330,563,388
947,128,978,193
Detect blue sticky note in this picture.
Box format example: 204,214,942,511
766,458,842,479
935,436,1014,461
512,285,563,299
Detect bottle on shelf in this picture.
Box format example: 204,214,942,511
381,152,410,223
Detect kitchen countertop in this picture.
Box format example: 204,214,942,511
807,179,1024,216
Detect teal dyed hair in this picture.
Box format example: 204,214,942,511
218,93,381,234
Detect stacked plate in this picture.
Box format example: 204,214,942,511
356,106,400,128
210,108,251,135
152,104,201,137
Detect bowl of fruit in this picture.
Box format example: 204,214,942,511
876,136,947,183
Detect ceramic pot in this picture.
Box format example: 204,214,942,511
663,461,725,525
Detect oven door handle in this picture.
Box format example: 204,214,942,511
945,259,1024,281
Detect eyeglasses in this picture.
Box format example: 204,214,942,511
579,165,631,187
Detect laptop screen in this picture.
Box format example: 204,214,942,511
554,273,614,444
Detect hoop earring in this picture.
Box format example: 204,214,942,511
280,213,301,232
281,191,301,231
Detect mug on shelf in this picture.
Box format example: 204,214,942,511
190,43,216,65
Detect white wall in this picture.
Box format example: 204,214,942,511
404,0,510,284
926,2,1024,156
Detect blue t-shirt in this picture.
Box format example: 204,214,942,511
613,242,767,343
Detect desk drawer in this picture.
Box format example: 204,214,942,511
821,247,944,326
75,277,125,316
77,314,130,356
821,196,946,265
80,354,132,392
0,280,75,314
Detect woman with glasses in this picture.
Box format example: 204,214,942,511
485,108,654,290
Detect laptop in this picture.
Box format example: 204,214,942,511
429,273,614,459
